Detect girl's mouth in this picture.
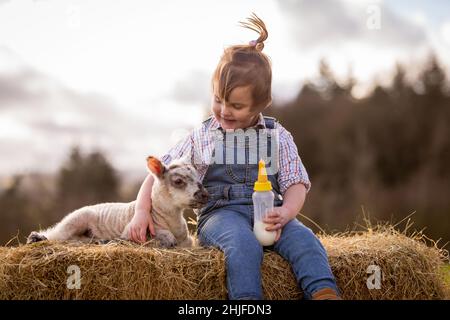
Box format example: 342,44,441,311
221,118,237,128
220,116,235,123
215,114,236,126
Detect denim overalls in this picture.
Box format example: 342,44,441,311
197,116,339,300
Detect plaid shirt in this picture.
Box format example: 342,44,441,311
161,113,311,194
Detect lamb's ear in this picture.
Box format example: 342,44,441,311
146,156,166,178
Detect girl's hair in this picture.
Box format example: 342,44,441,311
212,13,272,110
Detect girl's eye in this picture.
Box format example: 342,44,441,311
214,96,221,103
233,104,242,109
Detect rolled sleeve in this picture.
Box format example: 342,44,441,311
277,127,311,194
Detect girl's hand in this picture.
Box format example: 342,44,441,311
128,209,155,243
263,206,293,242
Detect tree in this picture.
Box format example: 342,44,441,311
55,146,120,218
419,54,447,98
0,176,33,244
267,54,450,244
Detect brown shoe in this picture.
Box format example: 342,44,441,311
311,288,342,300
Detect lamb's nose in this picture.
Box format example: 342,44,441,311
195,189,209,203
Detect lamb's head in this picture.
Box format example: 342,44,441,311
147,156,209,209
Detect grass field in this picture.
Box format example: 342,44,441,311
442,265,450,283
442,264,450,299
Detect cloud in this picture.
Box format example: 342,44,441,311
0,47,178,175
441,21,450,46
0,67,148,135
170,70,211,105
0,70,47,106
277,0,428,49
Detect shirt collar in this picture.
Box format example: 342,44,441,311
208,113,266,131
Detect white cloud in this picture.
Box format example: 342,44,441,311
0,46,28,73
409,11,427,27
271,0,447,97
441,22,450,46
277,0,428,49
0,53,182,175
171,70,211,105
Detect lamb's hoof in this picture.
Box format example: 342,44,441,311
92,238,129,245
94,239,122,245
156,234,177,248
159,238,177,248
155,231,177,248
27,231,47,244
89,239,110,245
160,241,176,248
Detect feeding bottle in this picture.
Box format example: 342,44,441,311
253,159,277,246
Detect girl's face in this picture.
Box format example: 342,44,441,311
211,85,261,130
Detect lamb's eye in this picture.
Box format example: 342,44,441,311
174,178,184,185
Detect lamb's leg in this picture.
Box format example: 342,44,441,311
91,238,125,245
155,229,177,248
27,208,96,243
27,231,47,244
178,235,194,247
120,223,131,240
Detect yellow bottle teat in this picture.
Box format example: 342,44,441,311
254,159,272,191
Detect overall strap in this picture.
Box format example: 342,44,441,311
263,116,277,129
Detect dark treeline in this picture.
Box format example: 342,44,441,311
1,54,449,245
0,147,139,245
268,54,450,243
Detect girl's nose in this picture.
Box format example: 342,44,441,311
221,105,232,117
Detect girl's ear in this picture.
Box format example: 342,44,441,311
146,156,166,178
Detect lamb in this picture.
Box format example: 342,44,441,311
26,156,209,248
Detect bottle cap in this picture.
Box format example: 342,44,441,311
254,159,272,191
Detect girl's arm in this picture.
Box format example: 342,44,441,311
264,183,307,241
128,174,155,243
280,183,307,220
135,173,154,216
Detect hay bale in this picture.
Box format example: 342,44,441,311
320,231,448,300
0,229,448,300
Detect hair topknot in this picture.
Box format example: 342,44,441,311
212,13,272,110
239,12,268,51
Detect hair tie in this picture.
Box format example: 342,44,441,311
249,40,258,47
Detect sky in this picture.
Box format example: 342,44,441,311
0,0,449,178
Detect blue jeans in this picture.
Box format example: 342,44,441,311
197,203,339,300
